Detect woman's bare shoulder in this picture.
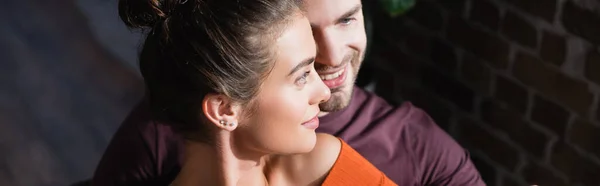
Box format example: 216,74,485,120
276,133,341,185
310,133,342,165
307,133,342,171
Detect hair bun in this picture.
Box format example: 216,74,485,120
118,0,169,29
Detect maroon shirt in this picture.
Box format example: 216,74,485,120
92,87,484,186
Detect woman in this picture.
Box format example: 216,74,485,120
117,0,396,185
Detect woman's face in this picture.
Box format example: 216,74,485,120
234,14,331,155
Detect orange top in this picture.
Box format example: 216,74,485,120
321,139,398,186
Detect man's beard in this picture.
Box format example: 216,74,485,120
318,50,362,112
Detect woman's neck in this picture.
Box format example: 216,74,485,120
172,134,267,186
172,132,269,186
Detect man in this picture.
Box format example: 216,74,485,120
92,0,484,185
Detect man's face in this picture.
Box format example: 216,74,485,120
304,0,367,113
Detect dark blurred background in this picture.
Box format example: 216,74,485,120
1,0,600,186
0,1,143,185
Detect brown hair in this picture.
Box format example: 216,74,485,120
118,0,303,141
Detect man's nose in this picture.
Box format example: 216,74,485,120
315,30,344,68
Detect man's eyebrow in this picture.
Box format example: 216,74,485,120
288,57,315,76
335,4,362,23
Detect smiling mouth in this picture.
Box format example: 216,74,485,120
319,67,345,80
318,65,348,89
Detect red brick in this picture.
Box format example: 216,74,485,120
480,100,551,158
431,39,458,73
501,11,538,48
500,175,524,186
374,43,418,78
461,55,492,95
406,1,444,32
568,119,600,159
373,16,407,47
404,27,432,58
470,155,498,185
421,65,475,112
540,31,567,66
512,51,593,116
373,70,398,105
469,0,501,31
457,117,521,170
500,0,557,22
355,64,375,88
522,161,570,186
561,1,600,45
531,95,570,138
585,50,600,87
436,0,466,14
551,143,600,185
447,17,510,70
494,75,529,113
392,83,420,104
598,100,600,123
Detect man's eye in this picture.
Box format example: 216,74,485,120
340,17,356,25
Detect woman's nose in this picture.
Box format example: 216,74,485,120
317,80,331,104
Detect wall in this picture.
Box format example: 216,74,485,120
369,0,600,185
0,0,142,185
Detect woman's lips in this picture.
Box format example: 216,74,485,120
301,114,319,129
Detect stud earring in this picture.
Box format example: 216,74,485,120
219,120,236,127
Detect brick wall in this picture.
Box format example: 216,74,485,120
368,0,600,185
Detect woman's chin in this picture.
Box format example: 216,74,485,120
284,132,318,154
300,132,318,153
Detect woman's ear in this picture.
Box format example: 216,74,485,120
202,93,241,131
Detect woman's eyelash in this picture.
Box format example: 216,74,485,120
296,70,311,84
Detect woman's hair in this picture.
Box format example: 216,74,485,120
118,0,303,141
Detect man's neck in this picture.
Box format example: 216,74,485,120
172,133,268,186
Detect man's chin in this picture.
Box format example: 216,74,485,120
319,99,347,112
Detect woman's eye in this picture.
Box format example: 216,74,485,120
295,71,311,85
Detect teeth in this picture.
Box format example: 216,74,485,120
320,68,345,80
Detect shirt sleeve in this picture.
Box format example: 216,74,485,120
91,107,159,186
408,107,485,186
322,138,398,186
